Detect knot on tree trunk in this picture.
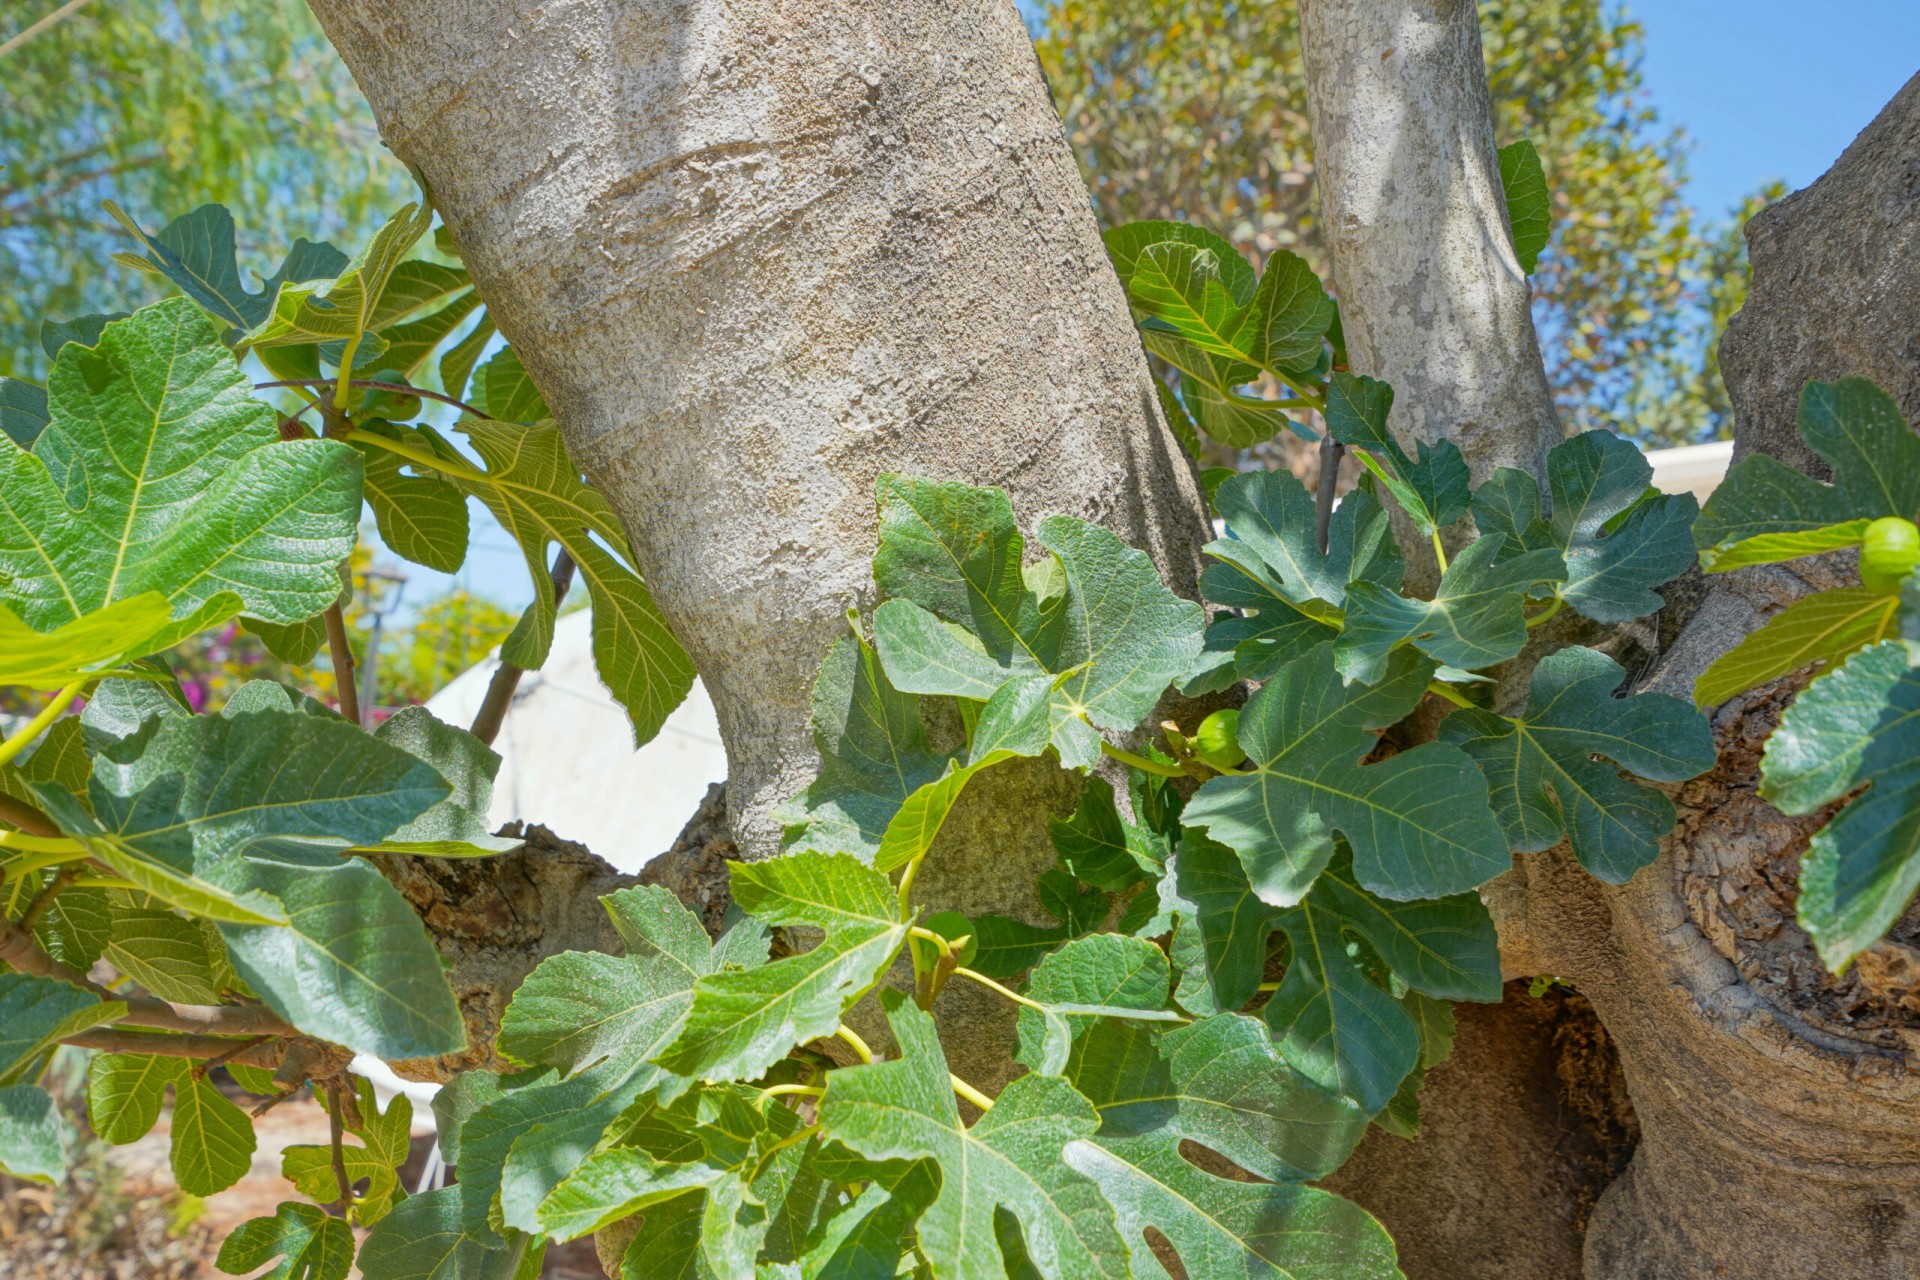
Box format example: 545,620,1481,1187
377,784,740,1081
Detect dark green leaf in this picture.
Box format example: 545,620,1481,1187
40,313,128,361
1696,378,1920,565
0,377,48,448
1184,644,1510,903
107,202,346,338
1441,646,1715,881
1325,373,1472,535
777,629,950,861
357,1184,527,1280
0,974,121,1084
1498,139,1551,273
1338,535,1566,682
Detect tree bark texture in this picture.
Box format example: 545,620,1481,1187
1298,0,1561,490
305,0,1211,1088
1301,7,1920,1268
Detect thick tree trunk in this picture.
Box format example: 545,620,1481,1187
304,0,1211,1087
1300,1,1920,1270
1298,0,1559,488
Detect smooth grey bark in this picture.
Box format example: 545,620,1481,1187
1300,3,1920,1272
305,0,1211,1088
1298,0,1560,489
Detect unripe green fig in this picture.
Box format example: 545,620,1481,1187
1861,516,1920,595
1192,709,1244,771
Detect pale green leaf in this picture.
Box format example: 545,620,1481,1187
88,1053,183,1146
0,301,361,644
1693,586,1898,708
1337,535,1566,683
215,1202,355,1280
105,902,225,1004
655,853,907,1083
1127,243,1247,361
240,202,436,353
170,1069,256,1196
1013,934,1177,1074
1060,1015,1396,1279
444,418,693,744
1231,248,1334,373
820,989,1130,1280
1103,222,1256,305
0,594,172,689
369,704,521,857
355,423,470,575
0,1085,72,1184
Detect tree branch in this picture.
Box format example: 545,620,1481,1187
324,602,361,726
0,793,63,839
0,914,293,1036
469,551,575,745
254,378,493,420
60,1027,287,1070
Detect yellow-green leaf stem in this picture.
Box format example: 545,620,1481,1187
0,679,81,771
1098,741,1189,778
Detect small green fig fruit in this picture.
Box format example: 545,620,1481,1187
1861,516,1920,595
1192,709,1244,771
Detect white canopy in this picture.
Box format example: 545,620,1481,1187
424,610,728,873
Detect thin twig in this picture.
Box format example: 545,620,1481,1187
326,1082,355,1212
1315,434,1345,557
469,551,575,744
254,378,493,421
192,1035,273,1081
18,866,77,932
0,793,61,838
60,1027,287,1069
0,0,94,59
323,603,361,726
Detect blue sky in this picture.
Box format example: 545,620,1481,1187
408,4,1920,619
1636,0,1920,217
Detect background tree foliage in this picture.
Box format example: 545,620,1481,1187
0,0,409,379
1034,0,1760,445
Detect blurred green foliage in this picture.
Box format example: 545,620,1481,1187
1036,0,1773,445
0,0,411,379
